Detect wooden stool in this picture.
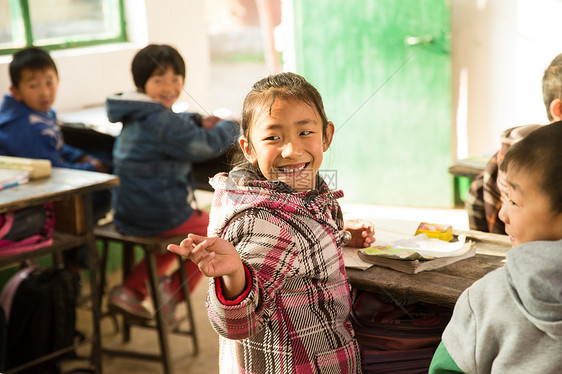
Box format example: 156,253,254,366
94,222,198,374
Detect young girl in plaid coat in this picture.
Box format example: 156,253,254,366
168,72,374,373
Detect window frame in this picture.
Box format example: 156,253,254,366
1,0,127,55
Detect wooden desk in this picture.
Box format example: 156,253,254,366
448,154,490,180
0,168,119,373
346,229,511,308
448,155,490,206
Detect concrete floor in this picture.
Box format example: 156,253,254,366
67,269,219,374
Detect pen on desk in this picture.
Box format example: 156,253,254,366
0,181,21,190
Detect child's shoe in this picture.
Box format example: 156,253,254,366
157,276,179,329
107,285,152,321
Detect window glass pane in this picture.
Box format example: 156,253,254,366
0,0,26,49
27,0,122,45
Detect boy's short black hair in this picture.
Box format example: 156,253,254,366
501,124,562,214
9,47,58,88
542,53,562,121
131,44,186,91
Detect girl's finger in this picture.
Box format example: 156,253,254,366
188,233,208,244
179,237,193,247
167,243,191,257
190,240,214,263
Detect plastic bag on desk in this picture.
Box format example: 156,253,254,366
0,203,54,255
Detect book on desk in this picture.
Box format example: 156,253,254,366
0,156,51,180
357,240,476,274
344,219,476,274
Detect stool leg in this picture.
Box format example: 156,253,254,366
145,246,173,374
98,239,109,309
99,239,120,334
121,242,135,343
177,255,199,355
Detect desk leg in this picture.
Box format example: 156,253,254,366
82,193,103,374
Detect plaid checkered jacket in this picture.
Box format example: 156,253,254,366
205,170,362,374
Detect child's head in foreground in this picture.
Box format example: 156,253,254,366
9,47,59,114
499,123,562,246
236,72,335,192
131,44,186,109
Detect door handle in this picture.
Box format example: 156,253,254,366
404,35,434,46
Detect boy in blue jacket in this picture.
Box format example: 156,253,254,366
0,47,111,272
0,47,108,173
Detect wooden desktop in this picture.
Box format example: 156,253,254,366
0,167,119,373
346,229,511,308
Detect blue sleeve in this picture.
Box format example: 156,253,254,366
158,111,239,162
60,144,86,162
429,342,465,374
53,144,97,171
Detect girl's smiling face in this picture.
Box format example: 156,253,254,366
240,98,334,192
499,168,562,246
144,66,183,109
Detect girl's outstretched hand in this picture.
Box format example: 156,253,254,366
167,234,246,299
344,219,375,248
167,234,240,277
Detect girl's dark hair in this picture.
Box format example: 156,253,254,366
131,44,186,91
500,123,562,214
232,72,329,173
9,47,58,88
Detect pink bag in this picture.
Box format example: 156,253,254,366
0,203,55,255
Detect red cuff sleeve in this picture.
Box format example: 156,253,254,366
215,264,252,305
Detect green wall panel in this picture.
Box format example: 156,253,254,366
294,0,453,207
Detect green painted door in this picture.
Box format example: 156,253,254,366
293,0,452,207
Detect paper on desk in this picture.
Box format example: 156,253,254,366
366,234,469,259
0,169,30,190
370,218,421,244
342,246,373,269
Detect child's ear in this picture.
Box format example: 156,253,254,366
239,136,257,164
9,85,22,102
549,98,562,122
323,121,335,151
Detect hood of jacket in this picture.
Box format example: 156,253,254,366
106,90,165,124
505,239,562,340
208,167,347,246
0,94,55,127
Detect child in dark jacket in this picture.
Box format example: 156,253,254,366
0,47,110,271
106,44,239,325
0,47,108,173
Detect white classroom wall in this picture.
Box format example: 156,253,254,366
0,0,211,115
0,0,560,158
451,0,562,158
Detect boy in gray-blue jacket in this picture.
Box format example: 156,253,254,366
429,124,562,373
106,44,238,325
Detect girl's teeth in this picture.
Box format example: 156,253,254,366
279,164,306,173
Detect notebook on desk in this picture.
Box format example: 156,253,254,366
342,218,474,273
